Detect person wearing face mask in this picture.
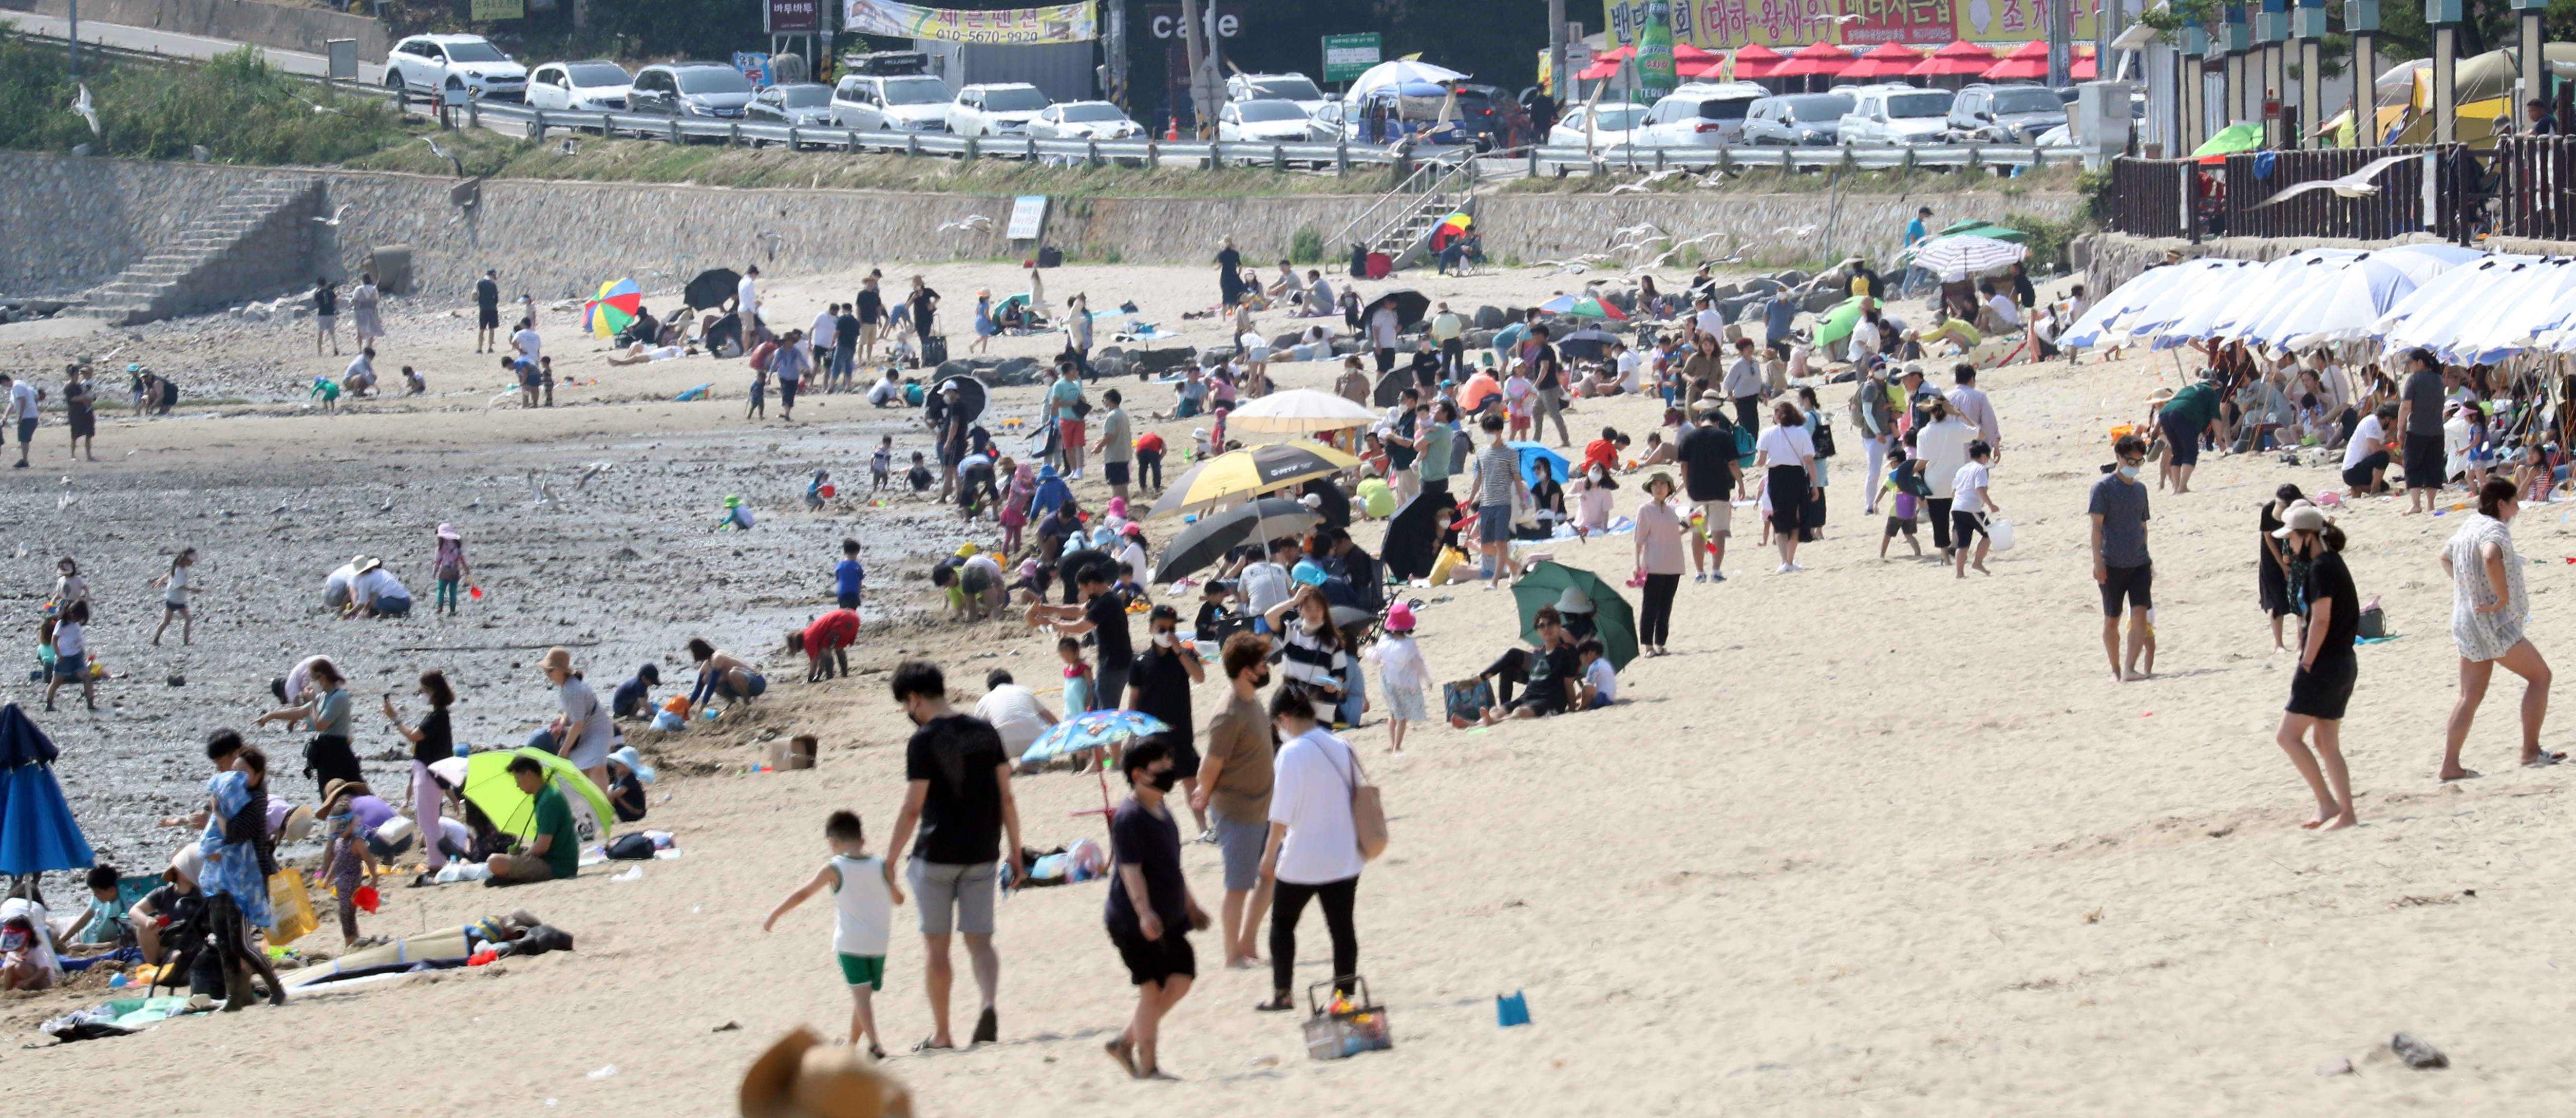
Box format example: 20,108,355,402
1569,462,1619,537
1124,604,1210,837
2270,505,2359,831
2090,434,2156,683
1190,633,1276,970
1100,736,1210,1080
1254,681,1366,1013
881,660,1025,1051
2439,478,2561,779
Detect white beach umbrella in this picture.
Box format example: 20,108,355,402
2452,259,2576,364
1224,388,1380,436
2109,259,2262,345
2149,259,2285,350
2269,257,2420,350
2381,257,2543,356
2370,243,2485,286
1347,60,1469,100
1910,235,2026,277
2216,252,2360,346
2058,259,2207,348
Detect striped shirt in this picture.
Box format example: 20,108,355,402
1475,443,1519,507
1278,618,1349,693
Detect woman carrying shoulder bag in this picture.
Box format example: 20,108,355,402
1254,682,1377,1012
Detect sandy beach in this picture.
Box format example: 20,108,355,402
6,258,2576,1114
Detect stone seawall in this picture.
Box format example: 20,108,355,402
2,0,390,60
0,150,2082,309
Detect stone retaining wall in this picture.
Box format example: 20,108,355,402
2,0,390,60
0,150,2084,311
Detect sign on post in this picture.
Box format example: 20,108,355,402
734,52,774,88
468,0,524,20
1321,32,1380,82
1146,3,1240,39
768,0,821,33
1007,196,1049,239
842,0,1100,44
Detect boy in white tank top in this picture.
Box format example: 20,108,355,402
765,810,905,1058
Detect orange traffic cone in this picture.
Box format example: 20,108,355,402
1165,117,1179,141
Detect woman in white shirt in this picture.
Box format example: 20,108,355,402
1754,399,1820,573
1255,683,1365,1013
540,646,617,784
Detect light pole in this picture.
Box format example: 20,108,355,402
2294,0,2324,146
2430,0,2458,144
2515,0,2548,132
2346,0,2379,144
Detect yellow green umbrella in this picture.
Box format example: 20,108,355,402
2193,123,2263,158
430,747,615,851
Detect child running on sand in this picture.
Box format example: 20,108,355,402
764,810,904,1058
433,524,469,616
150,546,199,646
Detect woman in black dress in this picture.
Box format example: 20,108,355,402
2272,505,2358,831
1217,237,1244,308
2258,484,2304,652
905,275,939,339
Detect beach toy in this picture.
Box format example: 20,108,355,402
675,384,711,402
1495,991,1530,1028
468,585,483,600
108,973,127,988
818,484,836,498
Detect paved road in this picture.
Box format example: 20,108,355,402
7,11,386,85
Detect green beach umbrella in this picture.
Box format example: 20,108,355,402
1933,219,2027,243
2193,123,2263,158
430,747,615,853
1510,561,1638,670
1811,296,1866,346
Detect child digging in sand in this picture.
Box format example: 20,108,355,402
764,810,904,1058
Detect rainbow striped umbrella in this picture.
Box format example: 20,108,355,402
583,277,642,338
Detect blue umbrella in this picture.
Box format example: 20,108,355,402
1509,441,1571,487
1025,710,1171,820
0,704,94,878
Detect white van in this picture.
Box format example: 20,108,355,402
1632,82,1768,147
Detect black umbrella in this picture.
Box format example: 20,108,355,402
928,375,989,427
1556,329,1617,362
1379,492,1454,582
1372,367,1415,408
703,312,743,355
1375,288,1431,328
684,268,743,313
1149,498,1317,583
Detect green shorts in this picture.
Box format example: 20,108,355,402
837,953,886,991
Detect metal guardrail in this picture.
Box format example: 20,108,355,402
452,98,2047,173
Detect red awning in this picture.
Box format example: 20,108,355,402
1767,40,1855,78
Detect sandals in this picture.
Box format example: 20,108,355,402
910,1036,955,1054
1252,995,1296,1013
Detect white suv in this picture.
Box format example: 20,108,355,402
1226,72,1329,117
947,83,1051,137
829,73,956,131
1837,86,1957,146
1632,81,1766,147
386,34,527,103
525,60,632,111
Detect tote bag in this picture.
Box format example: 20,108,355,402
1331,742,1389,861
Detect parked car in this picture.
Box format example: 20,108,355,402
386,34,526,103
1029,101,1142,140
2031,123,2078,148
829,73,955,132
1740,92,1853,145
948,83,1051,137
1219,99,1316,142
1306,99,1352,142
628,62,755,119
1947,83,2067,143
1547,102,1651,147
749,83,835,127
1632,81,1767,146
1836,86,1956,145
1226,72,1330,116
524,60,631,112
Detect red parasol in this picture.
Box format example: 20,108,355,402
1840,42,1927,80
1980,56,2049,80
1730,43,1787,80
1577,59,1622,81
1595,45,1636,62
1768,40,1857,78
1673,44,1716,63
1908,39,2002,77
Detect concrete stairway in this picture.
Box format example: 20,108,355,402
85,177,323,325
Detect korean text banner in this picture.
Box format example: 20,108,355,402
844,0,1098,43
1606,0,2097,50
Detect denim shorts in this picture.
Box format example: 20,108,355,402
1478,502,1514,544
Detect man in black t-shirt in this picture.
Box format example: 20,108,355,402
1676,397,1745,581
883,660,1022,1050
855,273,887,362
1481,607,1583,723
1125,604,1208,832
475,269,502,354
1030,567,1135,709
